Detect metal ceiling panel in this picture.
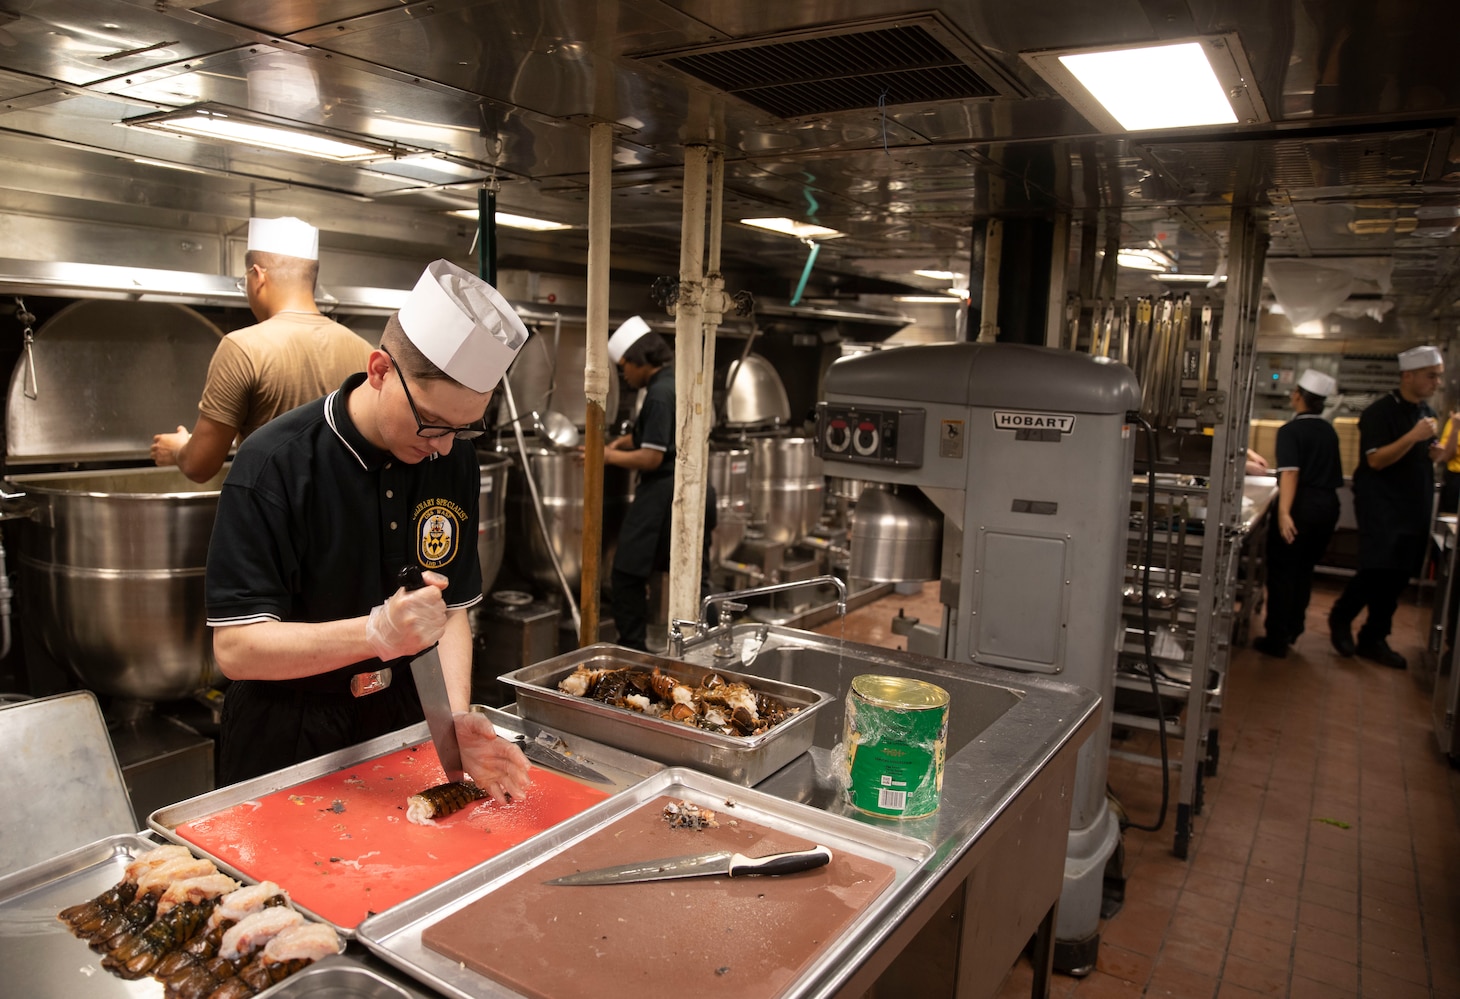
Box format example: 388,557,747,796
0,2,248,87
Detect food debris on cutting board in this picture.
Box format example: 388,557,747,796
663,799,718,830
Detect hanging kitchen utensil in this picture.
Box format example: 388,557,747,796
534,410,580,450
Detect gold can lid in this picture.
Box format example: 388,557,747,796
850,674,949,709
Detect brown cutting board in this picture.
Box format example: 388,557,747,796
422,795,897,999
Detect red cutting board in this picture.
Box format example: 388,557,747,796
422,795,898,999
174,742,609,928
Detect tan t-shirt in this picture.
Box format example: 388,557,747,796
197,312,374,441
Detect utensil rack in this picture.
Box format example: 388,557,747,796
1104,207,1267,859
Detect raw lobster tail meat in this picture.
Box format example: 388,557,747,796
58,842,191,934
153,882,289,980
406,780,488,824
202,923,342,999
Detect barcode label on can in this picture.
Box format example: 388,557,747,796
877,787,908,811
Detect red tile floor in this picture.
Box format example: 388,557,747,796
815,577,1460,998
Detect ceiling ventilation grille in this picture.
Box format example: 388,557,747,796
641,15,1020,119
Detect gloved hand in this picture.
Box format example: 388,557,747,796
364,570,449,661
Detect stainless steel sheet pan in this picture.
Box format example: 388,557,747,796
356,767,932,999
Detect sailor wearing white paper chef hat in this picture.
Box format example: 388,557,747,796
1328,345,1460,670
205,259,531,798
1251,368,1343,659
151,215,372,483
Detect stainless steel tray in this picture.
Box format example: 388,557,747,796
148,713,659,938
0,832,340,999
356,767,933,999
261,954,434,997
499,643,834,785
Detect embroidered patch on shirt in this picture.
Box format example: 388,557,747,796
414,499,467,569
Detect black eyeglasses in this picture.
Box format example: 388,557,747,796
381,346,487,440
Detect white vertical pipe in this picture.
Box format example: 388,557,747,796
977,217,1003,343
669,146,710,626
580,121,613,644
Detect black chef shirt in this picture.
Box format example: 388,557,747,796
1353,389,1437,538
1274,412,1343,512
205,372,483,690
632,367,676,486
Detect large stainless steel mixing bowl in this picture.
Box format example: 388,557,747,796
477,452,510,593
6,466,226,701
748,436,825,545
503,447,631,594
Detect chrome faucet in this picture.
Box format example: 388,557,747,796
700,575,849,634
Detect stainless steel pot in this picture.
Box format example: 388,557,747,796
503,447,631,594
708,445,751,563
5,466,226,701
477,452,510,594
748,437,825,545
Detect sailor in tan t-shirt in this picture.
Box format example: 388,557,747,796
151,216,373,483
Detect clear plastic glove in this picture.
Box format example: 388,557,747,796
456,710,530,804
364,571,448,661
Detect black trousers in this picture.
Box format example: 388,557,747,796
609,479,716,652
1263,497,1339,642
1330,532,1426,644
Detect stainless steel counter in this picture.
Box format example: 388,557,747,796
675,625,1103,999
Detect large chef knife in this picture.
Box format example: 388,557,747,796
399,564,464,784
543,845,832,886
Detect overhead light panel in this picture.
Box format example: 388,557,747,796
894,294,964,304
122,104,390,162
913,269,965,281
1155,272,1225,284
362,154,492,187
740,217,844,240
449,209,571,231
1021,35,1267,132
1116,248,1175,272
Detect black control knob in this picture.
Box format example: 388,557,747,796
852,420,880,456
825,418,851,453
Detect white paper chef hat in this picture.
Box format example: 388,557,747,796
1297,369,1337,397
1398,345,1443,371
397,260,529,393
607,316,652,364
247,216,319,260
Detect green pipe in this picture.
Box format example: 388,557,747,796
789,240,820,306
478,187,497,285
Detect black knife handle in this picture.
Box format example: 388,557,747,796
726,846,832,877
398,564,426,591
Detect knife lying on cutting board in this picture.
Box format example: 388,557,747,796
544,845,833,886
399,564,465,784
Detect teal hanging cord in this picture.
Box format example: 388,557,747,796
789,240,821,306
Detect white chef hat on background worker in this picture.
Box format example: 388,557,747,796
607,315,652,364
397,259,529,392
1297,369,1337,397
247,216,319,260
1398,345,1443,371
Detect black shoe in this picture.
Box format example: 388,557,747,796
1251,635,1289,658
1355,640,1407,670
1329,616,1356,657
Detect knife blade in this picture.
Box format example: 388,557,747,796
544,845,832,886
513,732,614,784
399,564,464,784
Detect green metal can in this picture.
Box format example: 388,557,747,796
843,674,949,818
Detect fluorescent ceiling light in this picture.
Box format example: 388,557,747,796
1021,34,1268,133
913,269,965,281
123,105,388,162
1155,273,1225,284
1117,248,1174,272
449,209,571,231
740,217,844,240
894,294,964,304
130,157,211,176
362,154,491,187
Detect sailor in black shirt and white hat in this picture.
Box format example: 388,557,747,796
1252,369,1342,658
1329,345,1460,669
205,260,532,793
